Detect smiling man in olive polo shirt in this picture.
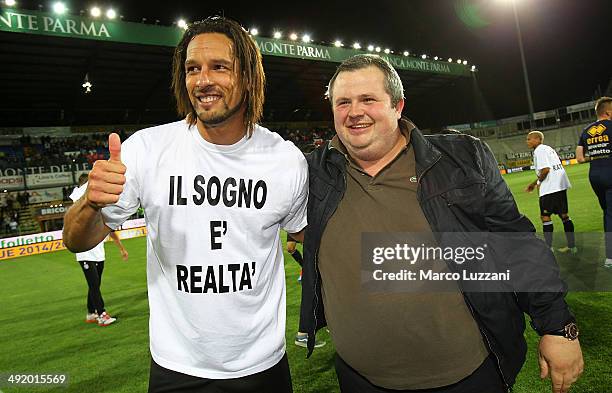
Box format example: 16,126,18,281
300,54,583,393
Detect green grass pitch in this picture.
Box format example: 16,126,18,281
0,163,610,392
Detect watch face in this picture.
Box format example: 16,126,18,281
565,323,579,340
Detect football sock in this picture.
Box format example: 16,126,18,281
290,250,303,267
543,221,554,247
562,218,575,248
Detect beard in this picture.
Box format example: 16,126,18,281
195,98,244,127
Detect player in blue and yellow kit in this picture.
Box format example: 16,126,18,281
576,96,612,268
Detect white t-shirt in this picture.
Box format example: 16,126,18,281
101,120,308,379
70,185,105,262
533,144,571,197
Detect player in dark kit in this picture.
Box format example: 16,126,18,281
576,96,612,268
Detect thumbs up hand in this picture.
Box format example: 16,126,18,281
85,133,127,209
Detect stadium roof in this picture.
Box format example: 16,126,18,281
0,8,473,128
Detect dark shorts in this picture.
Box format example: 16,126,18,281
148,354,293,393
334,353,505,393
539,190,569,216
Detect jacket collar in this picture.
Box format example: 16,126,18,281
405,119,442,178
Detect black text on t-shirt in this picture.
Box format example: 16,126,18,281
176,262,256,294
168,175,267,209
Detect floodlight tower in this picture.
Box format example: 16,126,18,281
509,0,535,119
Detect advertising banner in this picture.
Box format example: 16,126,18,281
0,223,147,261
1,218,146,249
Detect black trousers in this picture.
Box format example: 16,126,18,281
78,260,105,314
148,354,293,393
590,168,612,258
334,353,506,393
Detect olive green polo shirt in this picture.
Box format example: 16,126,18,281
318,124,489,389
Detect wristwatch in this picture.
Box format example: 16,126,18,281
545,322,579,341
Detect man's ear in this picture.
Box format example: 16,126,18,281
395,98,405,119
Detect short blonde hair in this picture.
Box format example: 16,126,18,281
527,130,544,142
595,97,612,117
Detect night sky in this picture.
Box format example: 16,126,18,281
13,0,612,124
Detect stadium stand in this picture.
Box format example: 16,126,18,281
444,99,600,168
483,123,588,164
273,125,335,150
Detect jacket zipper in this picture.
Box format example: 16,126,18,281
419,153,511,392
463,296,511,392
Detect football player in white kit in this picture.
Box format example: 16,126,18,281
63,17,307,393
525,131,576,253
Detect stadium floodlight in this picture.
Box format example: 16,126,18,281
471,65,477,71
456,59,462,64
434,56,439,61
52,2,66,14
82,74,92,94
273,31,282,39
333,40,343,47
106,8,116,19
448,58,453,62
383,48,390,54
463,60,468,65
289,32,298,41
5,0,17,6
90,6,101,17
403,51,409,56
367,44,374,51
421,54,427,59
249,27,258,36
177,19,187,29
302,34,311,43
375,46,381,53
352,42,361,49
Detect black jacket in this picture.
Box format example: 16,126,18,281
301,122,574,390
